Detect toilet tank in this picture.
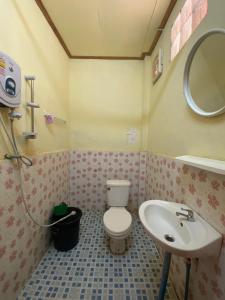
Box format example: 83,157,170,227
106,179,131,207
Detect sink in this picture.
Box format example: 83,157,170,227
139,200,222,258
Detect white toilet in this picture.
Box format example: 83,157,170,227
103,179,132,254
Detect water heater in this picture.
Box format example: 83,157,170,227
0,51,21,107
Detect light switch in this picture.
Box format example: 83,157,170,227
127,128,137,144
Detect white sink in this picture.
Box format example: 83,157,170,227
139,200,222,258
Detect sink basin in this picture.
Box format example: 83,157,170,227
139,200,222,258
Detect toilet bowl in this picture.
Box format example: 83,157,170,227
104,207,132,238
103,179,132,254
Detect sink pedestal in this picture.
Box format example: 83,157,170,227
158,253,191,300
158,252,171,300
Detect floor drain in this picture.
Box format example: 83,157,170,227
164,234,175,242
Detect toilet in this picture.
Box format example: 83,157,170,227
103,179,132,254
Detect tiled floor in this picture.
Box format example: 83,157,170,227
18,210,177,300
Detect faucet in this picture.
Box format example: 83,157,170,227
176,208,195,222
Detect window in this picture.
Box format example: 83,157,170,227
171,0,208,61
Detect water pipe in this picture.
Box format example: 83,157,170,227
184,258,191,300
158,252,172,300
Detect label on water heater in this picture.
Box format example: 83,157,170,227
0,58,6,75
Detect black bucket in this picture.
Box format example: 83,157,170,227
51,207,82,251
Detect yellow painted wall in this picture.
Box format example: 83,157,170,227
142,56,151,151
1,0,224,160
69,59,144,151
0,0,70,159
148,0,225,160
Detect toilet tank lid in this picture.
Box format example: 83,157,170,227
106,179,131,187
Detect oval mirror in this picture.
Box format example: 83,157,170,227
184,29,225,117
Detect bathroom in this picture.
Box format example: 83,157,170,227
0,0,225,299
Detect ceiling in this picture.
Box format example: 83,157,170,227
36,0,176,59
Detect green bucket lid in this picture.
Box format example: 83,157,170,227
53,202,69,216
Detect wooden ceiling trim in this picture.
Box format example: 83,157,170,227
71,55,143,60
146,0,177,56
35,0,72,58
35,0,177,60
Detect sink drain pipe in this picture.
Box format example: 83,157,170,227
158,254,191,300
184,258,191,300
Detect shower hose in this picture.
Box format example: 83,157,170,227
0,109,75,227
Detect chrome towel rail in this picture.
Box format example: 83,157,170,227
23,76,39,139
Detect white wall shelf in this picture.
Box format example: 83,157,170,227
176,155,225,175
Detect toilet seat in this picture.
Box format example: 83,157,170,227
103,207,132,238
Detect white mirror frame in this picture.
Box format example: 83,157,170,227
184,28,225,117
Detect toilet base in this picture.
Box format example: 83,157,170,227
109,238,126,255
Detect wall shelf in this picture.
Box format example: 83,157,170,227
176,155,225,175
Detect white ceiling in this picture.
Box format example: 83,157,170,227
41,0,171,57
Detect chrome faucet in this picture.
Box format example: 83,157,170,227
176,208,195,222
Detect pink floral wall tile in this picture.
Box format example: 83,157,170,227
5,149,224,300
138,152,148,206
147,153,225,300
0,151,69,300
69,151,147,211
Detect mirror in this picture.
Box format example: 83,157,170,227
184,29,225,117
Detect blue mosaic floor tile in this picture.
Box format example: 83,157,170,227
18,210,177,300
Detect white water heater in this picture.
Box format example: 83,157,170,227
0,51,21,107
